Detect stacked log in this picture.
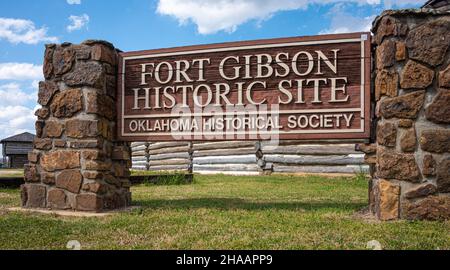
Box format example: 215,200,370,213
130,142,147,171
147,142,192,172
130,141,368,175
192,141,259,175
260,141,367,174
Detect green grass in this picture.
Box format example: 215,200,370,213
0,169,24,178
0,174,449,250
142,173,191,186
131,170,189,176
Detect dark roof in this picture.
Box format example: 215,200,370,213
0,132,35,143
422,0,450,9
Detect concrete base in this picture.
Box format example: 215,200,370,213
7,206,141,217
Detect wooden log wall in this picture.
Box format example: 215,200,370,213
192,141,260,175
146,141,192,172
131,141,368,175
130,142,148,171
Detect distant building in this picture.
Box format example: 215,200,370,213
0,132,35,168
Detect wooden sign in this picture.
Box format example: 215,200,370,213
118,33,371,141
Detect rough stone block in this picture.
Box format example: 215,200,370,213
38,81,59,106
47,188,68,209
84,160,112,171
35,108,50,119
400,128,416,152
66,119,99,139
380,90,425,119
54,139,66,148
33,138,53,150
364,154,376,164
35,121,44,138
81,150,105,161
43,121,64,138
419,129,450,153
98,119,113,140
425,90,450,124
22,184,46,208
377,148,420,182
406,17,450,66
398,119,413,128
377,179,400,221
86,92,115,120
395,41,406,61
373,16,408,45
41,172,55,185
56,170,83,193
50,88,83,118
24,164,39,183
377,122,397,147
52,46,76,75
43,45,55,79
76,193,103,212
91,44,117,65
422,154,436,177
40,151,81,172
357,143,377,154
403,196,450,221
375,69,398,100
73,45,91,60
436,157,450,193
400,60,434,89
20,185,27,206
376,40,396,70
405,183,437,199
28,151,39,163
105,75,117,98
82,182,107,194
439,64,450,88
82,171,103,180
63,61,105,88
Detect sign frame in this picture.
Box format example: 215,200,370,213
117,32,371,142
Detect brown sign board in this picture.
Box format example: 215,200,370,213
118,33,371,141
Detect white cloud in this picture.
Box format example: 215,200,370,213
0,76,39,156
0,17,58,44
67,0,82,4
319,0,424,35
383,0,424,8
319,6,376,34
67,14,90,32
0,63,43,80
156,0,423,35
31,80,40,89
0,83,36,107
0,105,37,145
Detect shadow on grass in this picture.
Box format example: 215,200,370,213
133,197,366,212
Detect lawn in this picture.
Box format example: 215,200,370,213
0,169,24,178
0,174,448,250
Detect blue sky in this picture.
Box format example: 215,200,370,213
0,0,424,157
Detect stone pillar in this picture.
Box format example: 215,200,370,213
22,40,132,212
363,9,450,221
